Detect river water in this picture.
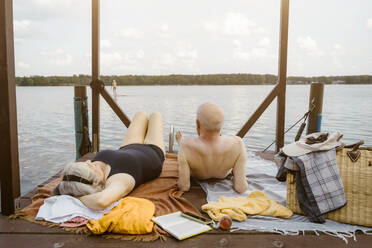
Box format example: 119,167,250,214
16,85,372,195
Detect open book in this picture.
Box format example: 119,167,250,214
152,211,212,240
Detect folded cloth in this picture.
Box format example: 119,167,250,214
60,217,89,228
35,195,119,223
283,132,342,157
292,148,346,223
87,197,155,235
275,150,299,182
201,190,293,221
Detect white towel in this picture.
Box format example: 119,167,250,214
35,195,119,223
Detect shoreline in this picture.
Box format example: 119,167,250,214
16,74,372,86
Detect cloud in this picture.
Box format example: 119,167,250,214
100,50,145,73
258,37,271,47
368,18,372,28
297,36,324,56
233,40,242,47
117,27,144,39
157,24,171,38
175,48,198,60
331,43,344,56
254,27,267,34
101,39,112,49
204,12,257,36
333,43,343,50
252,48,269,58
101,52,123,67
232,40,250,60
160,24,169,32
233,49,250,61
33,0,73,7
297,36,317,51
40,49,73,66
17,61,30,69
14,0,84,20
151,44,199,74
14,38,25,44
136,50,145,59
330,43,344,67
232,39,273,61
14,20,31,32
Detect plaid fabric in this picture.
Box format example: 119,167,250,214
292,149,346,223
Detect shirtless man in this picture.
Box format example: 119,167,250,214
176,102,248,193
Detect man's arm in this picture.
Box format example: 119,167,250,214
177,142,191,191
232,138,248,193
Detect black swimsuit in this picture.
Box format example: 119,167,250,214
91,144,165,188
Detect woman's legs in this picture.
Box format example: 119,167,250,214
144,112,165,155
120,111,148,147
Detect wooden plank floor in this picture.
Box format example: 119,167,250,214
1,151,371,247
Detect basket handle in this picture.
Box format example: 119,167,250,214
344,140,364,162
344,140,364,150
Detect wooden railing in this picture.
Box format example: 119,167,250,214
0,0,290,214
90,0,290,153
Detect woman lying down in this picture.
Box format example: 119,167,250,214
53,111,165,210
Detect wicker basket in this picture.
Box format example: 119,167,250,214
286,145,372,227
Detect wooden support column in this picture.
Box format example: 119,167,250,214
91,0,100,152
276,0,290,152
307,82,324,134
0,0,20,215
74,86,92,159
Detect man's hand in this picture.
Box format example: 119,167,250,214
176,131,183,145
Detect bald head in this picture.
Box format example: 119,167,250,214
197,102,224,131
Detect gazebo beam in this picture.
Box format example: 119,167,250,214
276,0,290,151
0,0,20,215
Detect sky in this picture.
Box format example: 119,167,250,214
13,0,372,77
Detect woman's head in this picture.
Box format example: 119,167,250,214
54,161,105,196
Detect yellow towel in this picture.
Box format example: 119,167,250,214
87,197,155,235
201,190,293,221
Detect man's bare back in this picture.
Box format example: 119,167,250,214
176,102,248,194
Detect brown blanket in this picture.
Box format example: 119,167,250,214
11,153,200,241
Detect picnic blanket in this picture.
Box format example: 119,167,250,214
11,153,200,242
198,151,372,243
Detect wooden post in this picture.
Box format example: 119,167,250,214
307,82,324,134
91,0,100,152
0,0,20,215
275,0,290,152
74,86,92,159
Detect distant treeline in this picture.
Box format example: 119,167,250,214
16,74,372,86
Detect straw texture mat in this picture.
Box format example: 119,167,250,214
286,147,372,227
10,153,201,242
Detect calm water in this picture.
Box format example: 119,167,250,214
16,85,372,195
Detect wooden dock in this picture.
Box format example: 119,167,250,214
1,152,371,247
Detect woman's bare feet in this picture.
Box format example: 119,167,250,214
176,131,183,145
